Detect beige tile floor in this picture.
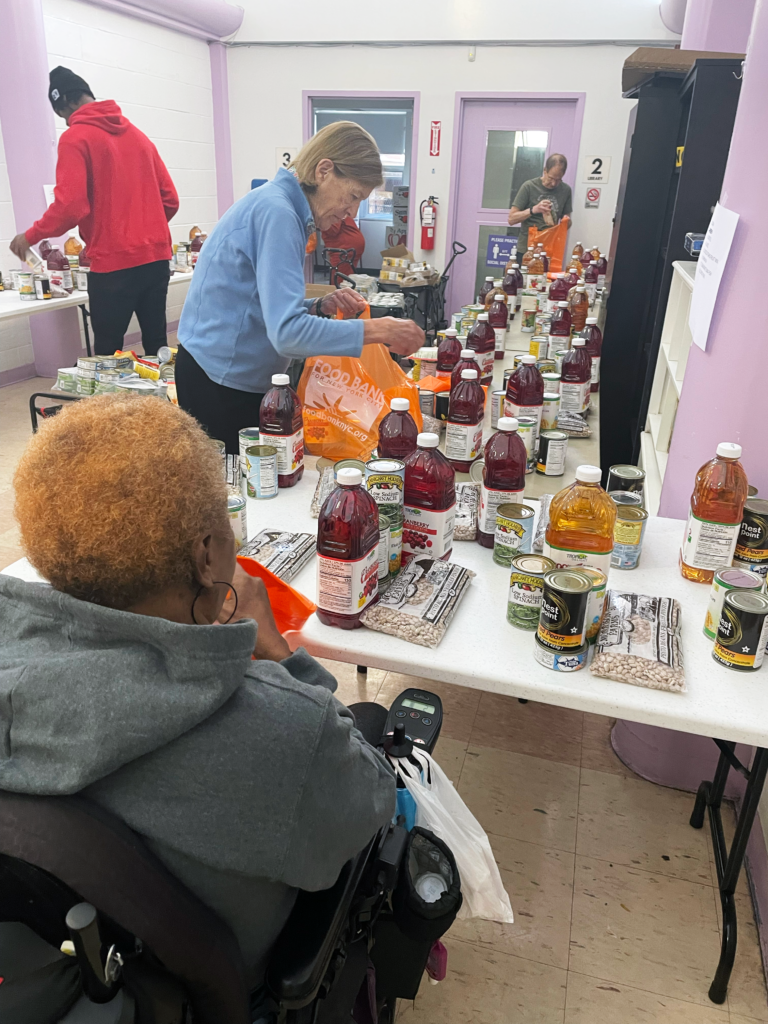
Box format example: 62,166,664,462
3,377,768,1022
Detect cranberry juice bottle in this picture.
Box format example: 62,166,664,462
403,433,456,563
502,269,518,321
563,267,579,290
504,354,544,447
583,317,603,393
539,251,550,275
317,467,380,629
596,254,608,289
445,369,484,473
559,339,591,416
451,349,479,390
45,247,73,293
584,261,598,305
488,291,508,360
550,301,572,347
547,273,569,314
378,397,418,459
467,312,495,385
569,286,589,333
478,276,495,304
477,417,527,548
190,233,204,266
38,239,53,260
436,328,462,380
259,373,305,488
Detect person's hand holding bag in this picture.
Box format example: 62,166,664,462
218,563,291,662
364,316,424,356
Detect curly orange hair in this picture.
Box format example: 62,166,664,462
14,394,229,609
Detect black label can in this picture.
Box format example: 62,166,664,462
537,569,593,651
536,429,568,476
713,590,768,671
733,498,768,580
435,392,450,422
607,464,645,495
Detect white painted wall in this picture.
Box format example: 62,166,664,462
0,121,35,380
229,44,637,282
235,0,678,43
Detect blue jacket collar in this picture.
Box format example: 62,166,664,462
274,167,315,237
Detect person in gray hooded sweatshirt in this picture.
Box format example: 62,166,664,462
0,393,395,993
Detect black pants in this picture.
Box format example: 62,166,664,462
88,260,170,356
175,345,264,455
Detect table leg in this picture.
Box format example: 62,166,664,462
690,741,768,1003
79,304,92,358
357,666,367,676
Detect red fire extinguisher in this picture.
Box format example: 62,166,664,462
420,196,438,250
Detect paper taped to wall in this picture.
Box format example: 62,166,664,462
688,202,739,352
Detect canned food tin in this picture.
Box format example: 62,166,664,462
418,389,435,417
503,367,514,390
610,490,644,507
365,458,405,517
238,427,260,479
334,458,367,478
435,392,450,422
18,272,35,300
491,390,505,430
542,372,561,394
541,393,560,431
389,512,403,577
578,566,608,643
493,503,535,566
34,275,52,300
533,636,589,672
538,569,592,651
547,335,563,360
536,359,556,375
513,354,526,369
607,464,646,495
611,505,649,569
377,511,391,583
56,367,78,392
733,498,768,579
507,554,555,631
554,349,569,373
227,492,247,550
245,445,279,499
536,429,568,476
468,304,485,319
713,591,768,671
703,567,764,640
529,336,548,360
516,416,537,475
451,312,463,331
521,307,537,332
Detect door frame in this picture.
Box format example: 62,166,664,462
445,92,586,311
302,90,421,253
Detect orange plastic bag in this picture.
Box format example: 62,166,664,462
237,555,316,635
298,343,423,461
528,215,570,273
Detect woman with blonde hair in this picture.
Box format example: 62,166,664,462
176,121,424,453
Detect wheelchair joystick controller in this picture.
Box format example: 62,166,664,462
66,902,121,1003
382,722,414,758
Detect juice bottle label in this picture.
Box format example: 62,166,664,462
317,547,379,614
476,350,495,380
402,504,456,560
503,402,542,442
560,380,589,415
479,484,525,532
590,357,601,385
585,284,597,305
494,328,506,353
260,427,304,476
445,421,483,462
681,511,741,571
597,273,606,289
543,542,612,579
49,267,73,292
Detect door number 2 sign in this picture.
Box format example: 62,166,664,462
583,155,611,184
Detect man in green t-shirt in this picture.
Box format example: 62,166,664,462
508,153,573,254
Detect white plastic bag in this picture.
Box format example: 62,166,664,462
392,749,514,924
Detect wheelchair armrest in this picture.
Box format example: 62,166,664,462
266,829,385,1009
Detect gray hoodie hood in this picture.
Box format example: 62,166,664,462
0,574,256,794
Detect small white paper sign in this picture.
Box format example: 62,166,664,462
688,203,739,352
43,184,56,207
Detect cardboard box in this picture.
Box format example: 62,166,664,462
380,269,405,282
622,46,745,93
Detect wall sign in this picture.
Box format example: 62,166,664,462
585,187,601,208
276,148,298,172
429,121,441,157
582,155,611,183
485,234,516,267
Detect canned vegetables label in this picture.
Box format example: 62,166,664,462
614,519,644,546
681,512,740,571
367,472,404,507
317,547,379,614
479,486,524,533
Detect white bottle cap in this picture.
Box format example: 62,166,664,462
521,354,537,364
558,301,569,308
417,432,440,448
461,368,478,380
599,252,606,257
390,397,410,411
572,339,585,346
477,312,489,321
511,263,520,268
485,276,494,281
527,246,534,250
493,279,502,286
576,285,586,292
445,328,458,337
586,317,597,324
497,416,518,431
337,467,362,487
271,373,290,385
576,465,602,483
717,442,742,459
543,392,560,401
460,349,475,358
556,273,565,278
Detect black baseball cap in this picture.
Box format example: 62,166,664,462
48,66,93,111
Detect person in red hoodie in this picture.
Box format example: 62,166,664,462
10,67,179,356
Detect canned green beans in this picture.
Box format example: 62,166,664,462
611,505,648,569
245,445,278,499
494,503,535,566
507,554,555,630
537,569,592,651
713,591,768,671
703,567,764,641
541,393,560,431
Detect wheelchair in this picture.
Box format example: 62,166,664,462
0,701,461,1024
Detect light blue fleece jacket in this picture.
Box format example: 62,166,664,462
178,168,365,393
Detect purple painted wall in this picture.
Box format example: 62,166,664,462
0,0,83,375
659,0,764,517
209,42,235,218
681,0,755,52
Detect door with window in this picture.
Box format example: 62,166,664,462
448,97,583,311
310,97,415,273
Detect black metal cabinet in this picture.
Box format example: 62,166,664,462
599,59,742,477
